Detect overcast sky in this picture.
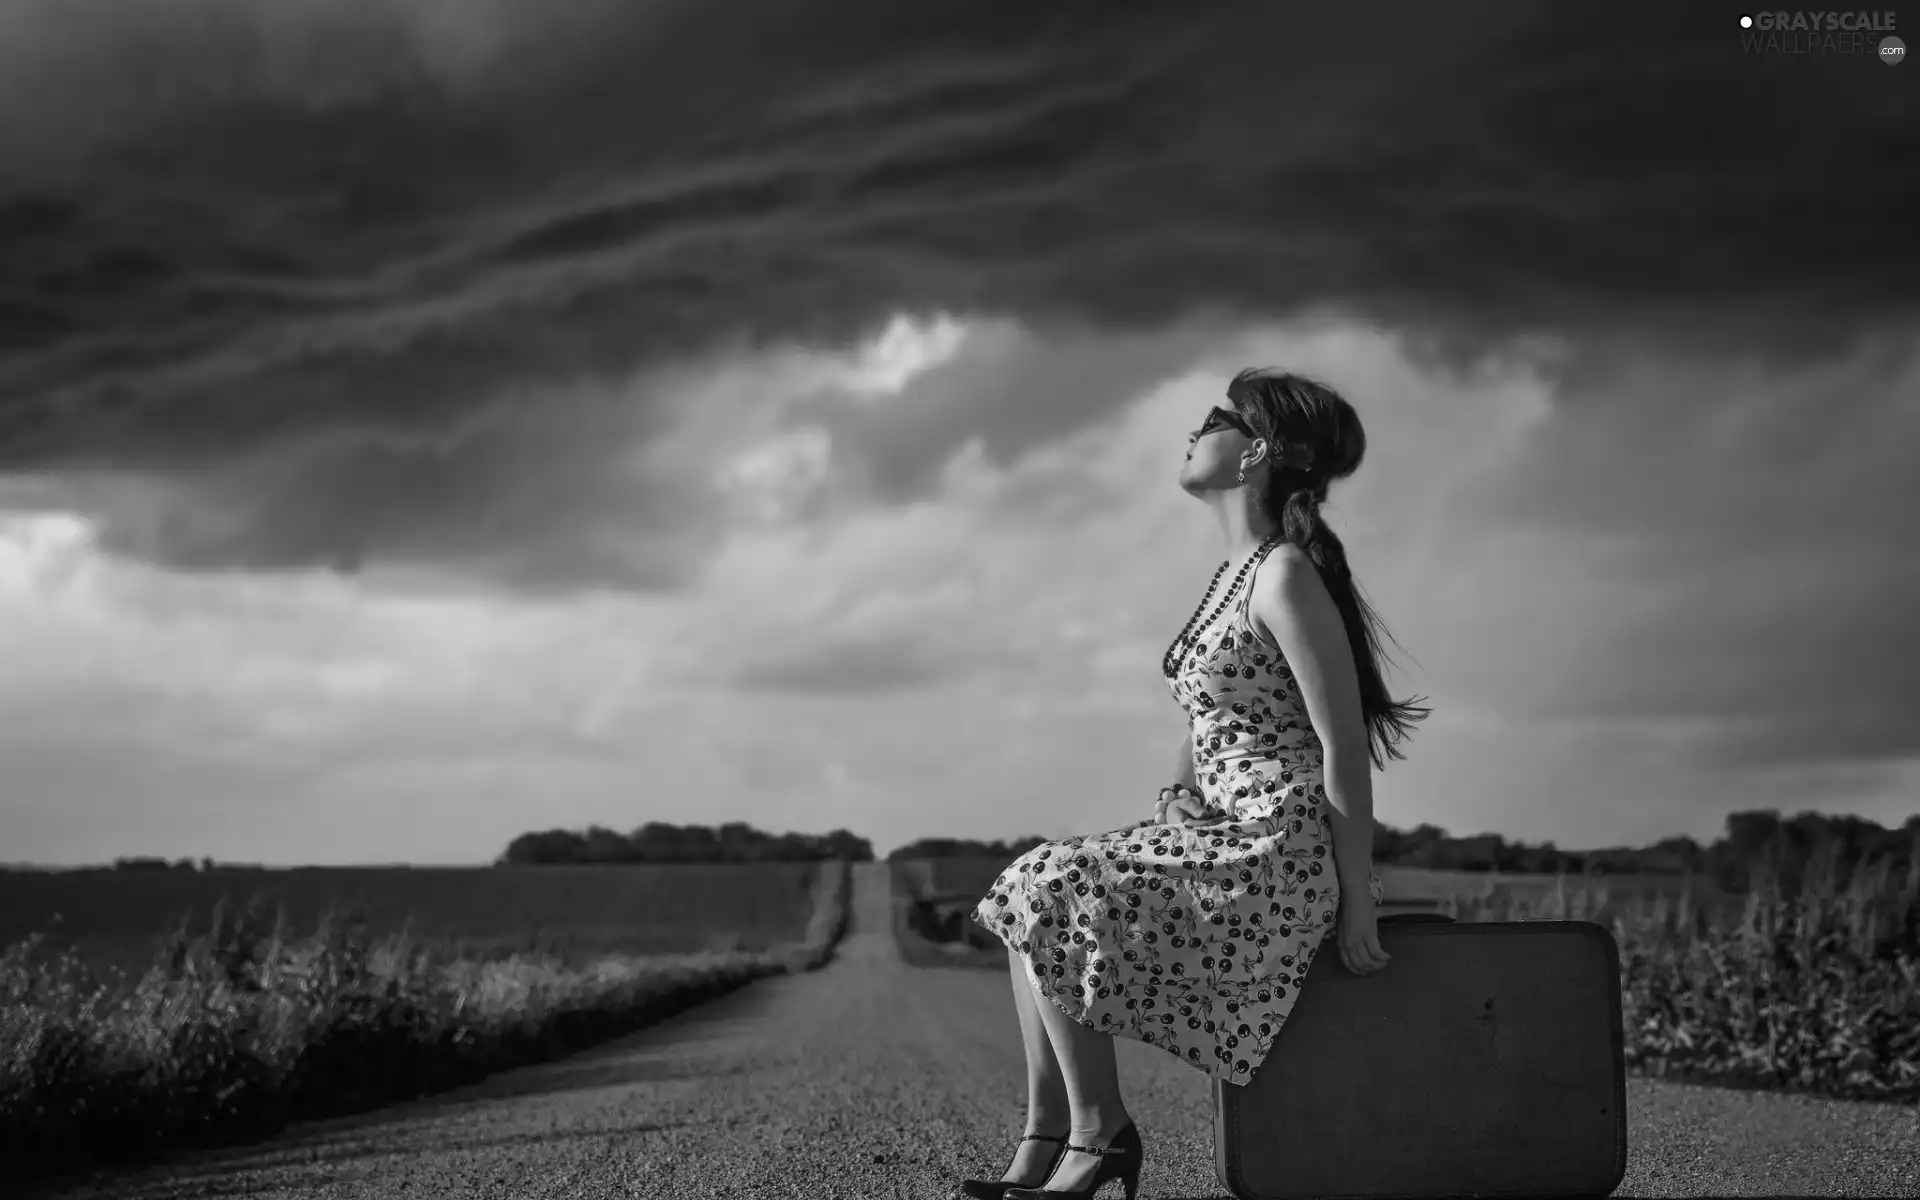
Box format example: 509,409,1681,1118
2,1,1916,865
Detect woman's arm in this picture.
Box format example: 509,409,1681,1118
1153,731,1208,826
1247,545,1375,894
1174,729,1198,792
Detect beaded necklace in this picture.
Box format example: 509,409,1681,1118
1160,533,1286,679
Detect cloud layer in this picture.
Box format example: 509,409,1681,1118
3,0,1916,584
2,3,1916,862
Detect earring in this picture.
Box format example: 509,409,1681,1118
1236,469,1245,484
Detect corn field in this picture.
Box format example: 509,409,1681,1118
1446,839,1920,1102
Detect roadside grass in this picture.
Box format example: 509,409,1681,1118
0,861,823,980
0,859,853,1186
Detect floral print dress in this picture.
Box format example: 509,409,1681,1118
972,545,1384,1086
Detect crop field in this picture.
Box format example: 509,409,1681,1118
0,861,823,982
1373,863,1742,923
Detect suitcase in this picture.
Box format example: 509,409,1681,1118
1213,913,1628,1200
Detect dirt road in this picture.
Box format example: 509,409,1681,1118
36,863,1920,1199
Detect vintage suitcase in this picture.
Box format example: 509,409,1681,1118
1213,913,1627,1200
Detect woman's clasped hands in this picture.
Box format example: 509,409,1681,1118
1152,784,1237,830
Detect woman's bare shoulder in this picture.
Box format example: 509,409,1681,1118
1249,541,1333,641
1263,539,1311,574
1254,541,1318,601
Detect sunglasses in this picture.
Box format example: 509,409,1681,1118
1194,406,1256,439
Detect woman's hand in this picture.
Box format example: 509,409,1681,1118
1154,787,1205,824
1153,787,1235,829
1336,889,1391,976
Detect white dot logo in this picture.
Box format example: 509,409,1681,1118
1739,14,1753,27
1882,36,1907,65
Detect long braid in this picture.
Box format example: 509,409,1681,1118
1235,370,1431,768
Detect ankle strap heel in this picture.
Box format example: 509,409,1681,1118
1003,1122,1142,1200
955,1132,1071,1199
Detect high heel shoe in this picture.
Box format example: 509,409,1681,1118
955,1132,1069,1199
1002,1121,1142,1200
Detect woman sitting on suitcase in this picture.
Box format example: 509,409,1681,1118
962,368,1431,1200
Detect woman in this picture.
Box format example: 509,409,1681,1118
959,369,1431,1200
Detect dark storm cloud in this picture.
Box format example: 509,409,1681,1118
0,0,1915,581
785,320,1226,505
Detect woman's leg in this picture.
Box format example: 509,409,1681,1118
1002,946,1072,1182
1025,967,1135,1192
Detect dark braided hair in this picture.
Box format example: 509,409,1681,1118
1225,367,1431,768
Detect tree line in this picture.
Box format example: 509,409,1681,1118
885,836,1050,863
497,821,874,865
888,809,1920,893
92,807,1916,883
1374,809,1919,891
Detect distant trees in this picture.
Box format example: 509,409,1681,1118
102,807,1920,888
1701,810,1920,893
883,809,1920,894
111,856,203,872
1372,809,1918,891
497,821,874,865
885,836,1048,862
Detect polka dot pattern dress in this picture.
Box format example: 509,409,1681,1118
972,547,1384,1086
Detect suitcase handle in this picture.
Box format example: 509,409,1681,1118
1379,912,1455,925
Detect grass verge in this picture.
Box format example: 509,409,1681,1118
0,859,853,1186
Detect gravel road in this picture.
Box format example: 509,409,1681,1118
34,863,1920,1200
